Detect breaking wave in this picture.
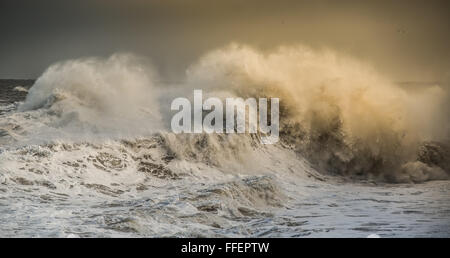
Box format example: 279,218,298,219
184,44,450,182
18,54,163,139
1,44,449,183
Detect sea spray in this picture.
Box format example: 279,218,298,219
2,44,449,182
18,54,163,138
185,44,449,181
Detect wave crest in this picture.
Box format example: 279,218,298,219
2,44,449,182
185,44,449,181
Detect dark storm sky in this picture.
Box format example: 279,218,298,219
1,0,449,83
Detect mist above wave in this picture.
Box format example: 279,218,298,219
18,54,163,138
2,44,449,182
185,44,449,182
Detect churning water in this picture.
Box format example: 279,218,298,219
0,45,449,237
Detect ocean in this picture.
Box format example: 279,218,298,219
0,47,449,237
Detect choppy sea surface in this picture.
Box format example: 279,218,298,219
0,79,449,238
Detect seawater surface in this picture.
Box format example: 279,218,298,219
0,80,448,237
